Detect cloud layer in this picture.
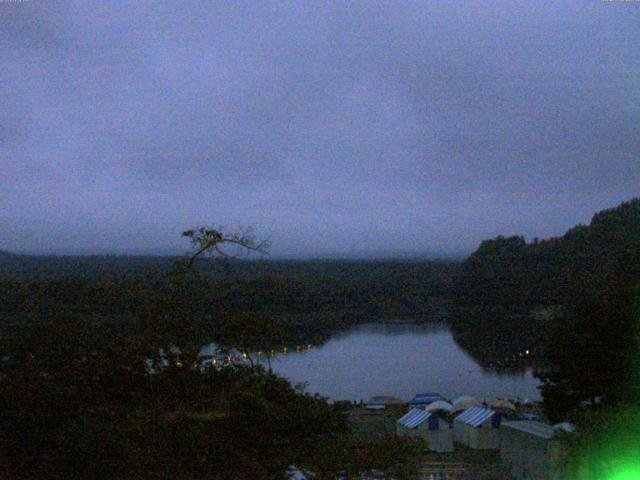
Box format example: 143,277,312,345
1,1,639,256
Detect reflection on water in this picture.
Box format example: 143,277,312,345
257,322,541,402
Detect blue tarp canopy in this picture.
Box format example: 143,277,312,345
455,406,500,427
397,408,432,428
409,392,447,406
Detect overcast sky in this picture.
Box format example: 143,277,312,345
1,1,639,257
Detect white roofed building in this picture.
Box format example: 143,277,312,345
500,421,571,480
396,408,454,453
425,400,453,413
453,406,502,449
450,395,481,414
364,396,404,410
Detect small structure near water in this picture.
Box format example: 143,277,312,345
425,400,453,413
364,396,404,410
453,406,502,449
500,421,571,480
396,408,454,453
408,392,447,408
450,395,481,414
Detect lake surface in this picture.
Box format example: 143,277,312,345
256,323,540,402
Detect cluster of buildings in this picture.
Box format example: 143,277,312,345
365,393,573,480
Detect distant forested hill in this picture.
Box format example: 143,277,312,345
450,198,640,366
4,199,638,367
0,252,181,279
0,254,457,345
454,198,640,307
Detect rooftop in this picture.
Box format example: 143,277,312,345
503,421,556,439
454,407,496,427
367,396,401,404
409,393,447,404
397,408,432,429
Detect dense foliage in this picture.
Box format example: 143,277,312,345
449,198,640,369
0,257,456,348
0,315,348,479
453,199,640,308
0,229,435,480
538,255,640,422
448,198,640,428
445,198,640,479
0,300,421,479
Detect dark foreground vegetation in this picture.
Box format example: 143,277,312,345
0,315,422,479
0,240,430,478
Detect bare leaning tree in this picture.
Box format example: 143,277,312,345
181,226,270,269
179,226,278,372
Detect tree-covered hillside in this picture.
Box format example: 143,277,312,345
0,256,457,348
450,198,640,367
454,198,640,308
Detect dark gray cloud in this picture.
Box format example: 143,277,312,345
1,1,639,256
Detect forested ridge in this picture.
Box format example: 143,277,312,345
0,256,456,348
2,198,639,364
453,198,640,308
449,198,640,367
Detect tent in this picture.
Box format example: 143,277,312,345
365,396,404,410
425,400,453,413
487,399,517,411
453,406,502,449
408,392,447,407
450,395,480,414
552,422,575,433
396,408,454,453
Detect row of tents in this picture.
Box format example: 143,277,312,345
366,392,520,415
408,392,520,413
397,407,574,480
391,394,575,480
396,405,503,452
368,392,537,454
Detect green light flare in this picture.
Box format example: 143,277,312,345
607,463,640,480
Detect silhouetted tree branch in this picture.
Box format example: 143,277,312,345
181,226,269,269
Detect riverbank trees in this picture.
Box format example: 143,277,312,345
536,249,640,423
450,198,640,370
0,314,350,478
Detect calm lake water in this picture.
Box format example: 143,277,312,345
255,323,541,402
